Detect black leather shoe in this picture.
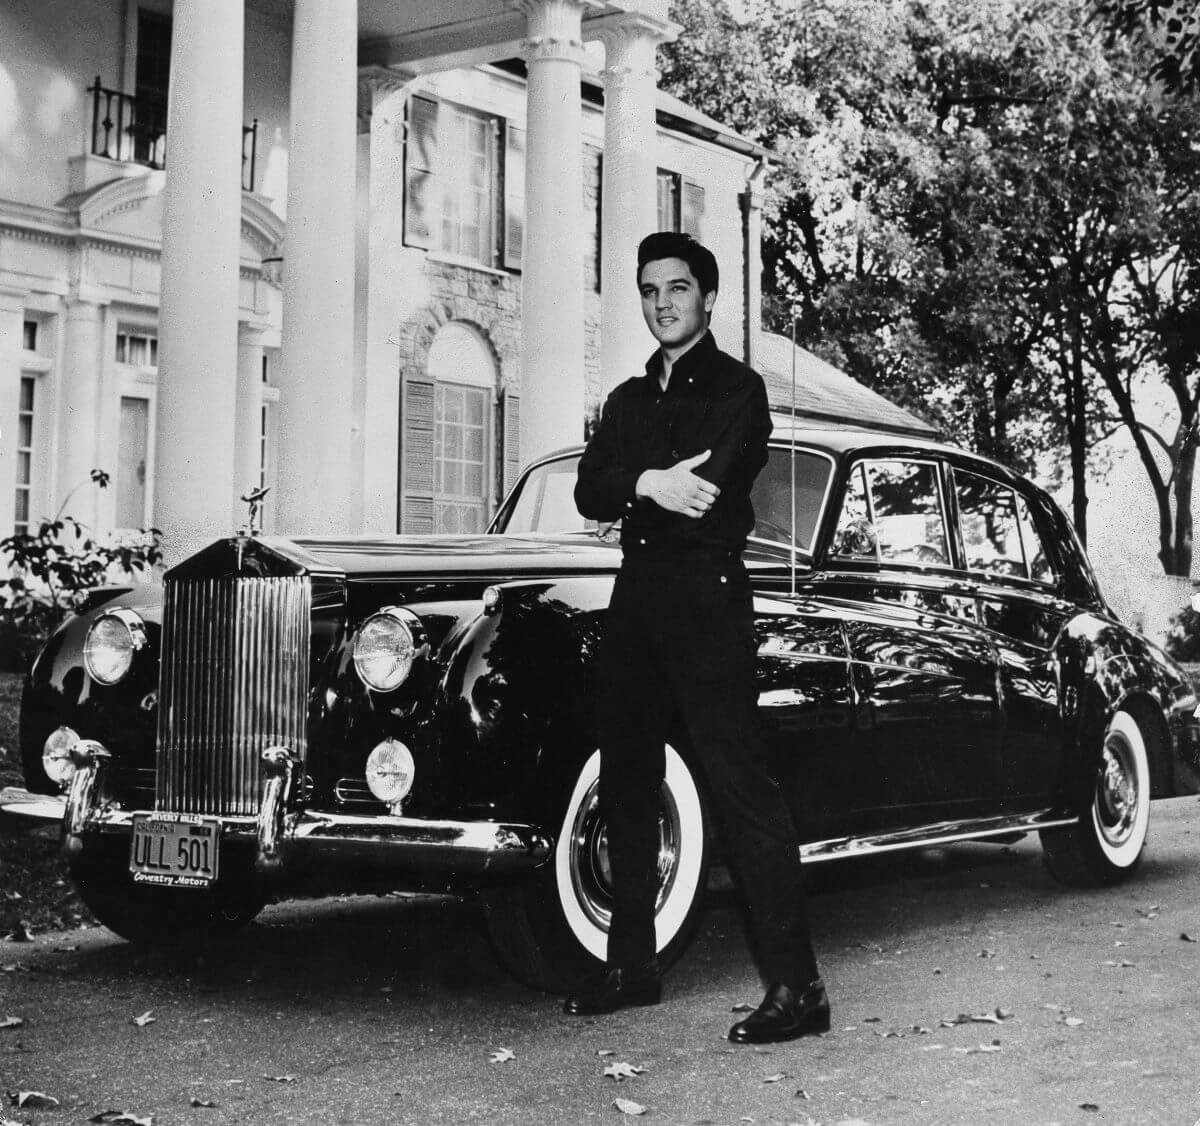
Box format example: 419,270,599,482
563,962,662,1016
728,980,830,1044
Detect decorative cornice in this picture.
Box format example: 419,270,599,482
357,65,419,133
518,0,601,65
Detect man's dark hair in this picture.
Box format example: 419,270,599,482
636,231,719,296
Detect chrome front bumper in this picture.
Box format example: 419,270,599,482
0,752,551,881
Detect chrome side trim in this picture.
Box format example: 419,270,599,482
799,809,1079,864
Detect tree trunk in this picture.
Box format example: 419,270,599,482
1067,309,1089,546
1169,440,1196,577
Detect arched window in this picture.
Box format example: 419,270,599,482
425,322,496,534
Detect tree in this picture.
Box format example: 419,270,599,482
1092,0,1200,92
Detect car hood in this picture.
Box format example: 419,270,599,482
285,531,622,579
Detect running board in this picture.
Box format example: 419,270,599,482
799,809,1079,864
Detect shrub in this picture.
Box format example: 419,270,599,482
1165,604,1200,662
0,470,162,673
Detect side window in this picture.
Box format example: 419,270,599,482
749,447,834,552
956,469,1056,585
831,460,949,566
1015,493,1056,585
956,471,1026,579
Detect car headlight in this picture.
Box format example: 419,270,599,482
365,739,416,807
42,726,80,788
353,607,422,691
83,609,148,685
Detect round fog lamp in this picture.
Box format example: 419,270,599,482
84,610,145,685
353,608,419,691
42,726,80,788
365,739,415,807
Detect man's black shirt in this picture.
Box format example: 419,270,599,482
574,331,771,556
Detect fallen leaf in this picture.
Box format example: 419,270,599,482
90,1114,154,1126
613,1097,646,1116
978,948,997,958
0,1018,23,1030
190,1098,219,1108
762,1072,786,1083
7,1091,59,1109
794,1088,811,1099
1136,907,1160,919
1182,933,1197,943
131,1011,156,1028
597,1049,615,1057
603,1062,646,1082
262,1075,298,1083
1080,1103,1100,1112
1060,1016,1085,1028
731,1002,756,1013
489,1048,516,1064
862,1016,881,1023
956,1042,1002,1054
54,944,79,952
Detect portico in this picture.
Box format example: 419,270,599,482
153,0,680,558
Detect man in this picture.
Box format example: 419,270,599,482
567,231,829,1045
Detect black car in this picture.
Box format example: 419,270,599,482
4,425,1199,990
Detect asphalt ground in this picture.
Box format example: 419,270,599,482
4,797,1200,1126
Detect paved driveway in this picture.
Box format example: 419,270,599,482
4,798,1200,1125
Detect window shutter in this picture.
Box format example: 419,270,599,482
499,388,521,498
681,179,706,239
503,124,525,271
400,375,436,533
404,96,439,250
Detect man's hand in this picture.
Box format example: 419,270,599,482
635,450,720,518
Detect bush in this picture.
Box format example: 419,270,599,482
0,470,161,673
1165,604,1200,662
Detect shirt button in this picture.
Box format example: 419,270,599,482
720,575,728,583
639,538,646,545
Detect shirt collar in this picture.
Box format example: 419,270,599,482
644,330,719,390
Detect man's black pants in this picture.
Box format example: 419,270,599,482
596,552,820,988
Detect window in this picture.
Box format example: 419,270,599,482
502,456,589,534
132,8,171,165
22,320,37,352
434,383,489,533
116,397,149,528
831,459,950,566
749,447,835,552
404,96,523,269
13,376,35,534
656,169,706,239
956,469,1054,583
116,327,157,367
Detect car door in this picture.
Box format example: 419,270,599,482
950,464,1067,807
809,455,1003,827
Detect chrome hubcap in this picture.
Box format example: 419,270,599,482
568,779,682,933
1095,733,1138,848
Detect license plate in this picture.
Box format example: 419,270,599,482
129,814,220,888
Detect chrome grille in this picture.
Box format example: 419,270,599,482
156,575,311,815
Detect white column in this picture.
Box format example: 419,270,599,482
0,292,23,532
155,0,244,562
276,0,357,535
742,161,767,369
594,12,674,400
360,70,416,534
58,299,106,528
233,325,265,524
519,0,591,467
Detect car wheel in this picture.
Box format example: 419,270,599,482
70,864,266,946
483,745,709,992
1040,710,1151,886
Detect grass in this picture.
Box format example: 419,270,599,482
0,671,92,938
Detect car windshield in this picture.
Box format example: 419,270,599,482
494,448,833,551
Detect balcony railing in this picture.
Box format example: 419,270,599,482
87,78,259,193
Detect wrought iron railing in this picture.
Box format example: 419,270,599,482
87,78,259,193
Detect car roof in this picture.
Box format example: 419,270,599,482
534,424,1027,489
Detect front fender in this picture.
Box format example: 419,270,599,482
433,575,615,824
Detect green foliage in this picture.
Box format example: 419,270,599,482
0,470,162,672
